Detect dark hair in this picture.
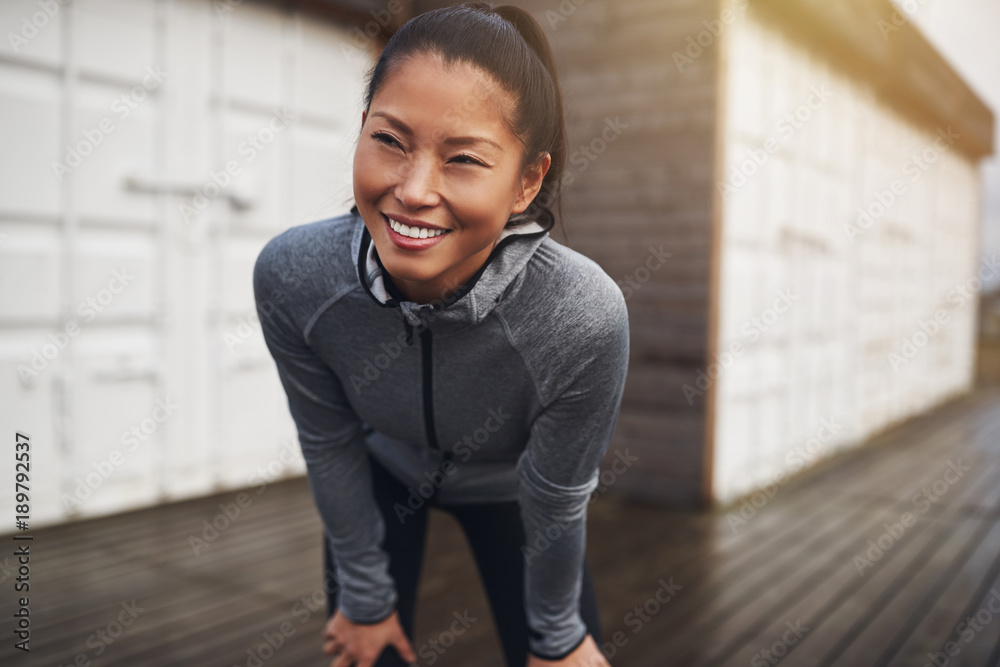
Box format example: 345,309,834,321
359,2,566,234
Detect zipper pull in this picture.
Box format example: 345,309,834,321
403,316,414,346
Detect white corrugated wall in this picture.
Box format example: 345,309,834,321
712,6,983,503
0,0,371,528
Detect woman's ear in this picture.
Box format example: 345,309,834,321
511,152,552,215
360,109,367,131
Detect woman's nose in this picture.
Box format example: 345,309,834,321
394,158,441,210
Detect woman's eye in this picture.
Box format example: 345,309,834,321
449,154,487,167
370,132,485,166
372,132,402,150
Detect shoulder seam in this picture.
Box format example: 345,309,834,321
303,284,363,341
495,311,552,410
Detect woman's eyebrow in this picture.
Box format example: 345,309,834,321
370,111,500,151
443,135,502,151
370,110,413,135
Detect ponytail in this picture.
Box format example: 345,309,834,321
491,4,567,231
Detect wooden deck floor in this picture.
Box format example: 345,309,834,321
4,385,1000,667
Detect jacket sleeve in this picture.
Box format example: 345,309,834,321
253,239,397,624
516,285,630,660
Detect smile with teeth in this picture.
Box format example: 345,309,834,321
387,216,450,239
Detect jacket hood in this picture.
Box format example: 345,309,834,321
351,209,550,342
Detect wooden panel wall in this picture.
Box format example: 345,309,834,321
416,0,723,506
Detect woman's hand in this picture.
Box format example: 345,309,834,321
322,608,417,667
526,634,611,667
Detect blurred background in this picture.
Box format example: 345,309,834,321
1,0,999,665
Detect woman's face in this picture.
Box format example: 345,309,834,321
353,51,550,305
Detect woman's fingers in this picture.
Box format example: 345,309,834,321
320,609,410,667
332,648,380,667
331,648,354,667
393,632,417,662
322,615,338,639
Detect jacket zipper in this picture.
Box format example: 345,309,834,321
419,327,439,451
420,327,452,500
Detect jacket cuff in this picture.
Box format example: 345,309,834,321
331,558,398,625
341,605,396,625
528,621,589,661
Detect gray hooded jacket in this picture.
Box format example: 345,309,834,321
253,209,629,660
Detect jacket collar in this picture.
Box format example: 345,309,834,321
351,208,550,334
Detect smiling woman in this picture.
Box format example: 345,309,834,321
253,4,629,667
353,51,550,305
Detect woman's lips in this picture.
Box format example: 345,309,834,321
383,214,451,250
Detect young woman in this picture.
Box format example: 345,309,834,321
253,4,629,666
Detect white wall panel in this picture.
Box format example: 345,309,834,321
0,224,62,321
69,331,161,519
0,0,65,64
72,230,155,318
291,125,358,226
75,0,157,81
222,2,286,108
72,80,159,224
0,0,370,529
0,63,62,218
713,8,983,504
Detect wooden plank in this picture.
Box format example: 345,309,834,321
886,517,1000,667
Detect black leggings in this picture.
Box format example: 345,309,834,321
323,451,603,666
